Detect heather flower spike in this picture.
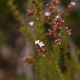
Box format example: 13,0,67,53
8,0,78,79
65,27,71,36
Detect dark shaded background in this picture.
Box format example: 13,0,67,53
0,0,80,80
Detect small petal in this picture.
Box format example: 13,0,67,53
39,42,44,47
35,40,39,45
29,22,34,26
45,12,50,16
71,2,76,6
55,15,59,18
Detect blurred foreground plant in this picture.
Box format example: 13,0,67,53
8,0,80,80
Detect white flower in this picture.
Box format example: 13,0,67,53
35,40,44,47
45,12,50,16
35,40,39,45
71,2,76,6
39,42,44,47
29,22,34,26
55,15,59,18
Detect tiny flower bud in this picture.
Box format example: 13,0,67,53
46,4,49,7
42,54,46,57
58,34,61,37
65,27,71,36
37,18,40,21
27,9,34,16
39,12,41,15
31,57,33,59
31,0,36,4
55,39,61,45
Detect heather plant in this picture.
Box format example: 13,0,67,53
8,0,80,80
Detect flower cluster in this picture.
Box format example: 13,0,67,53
47,29,53,35
22,0,75,66
22,56,33,62
52,0,60,5
47,15,63,36
31,0,36,4
47,15,64,45
35,40,45,57
65,27,71,36
46,0,60,15
46,2,75,44
52,15,64,26
47,28,61,37
35,40,45,53
31,0,42,17
27,9,34,16
66,2,76,12
46,0,60,7
55,39,61,45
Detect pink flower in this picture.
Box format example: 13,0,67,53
52,0,60,5
27,9,34,16
65,27,71,36
22,56,33,62
55,39,61,45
